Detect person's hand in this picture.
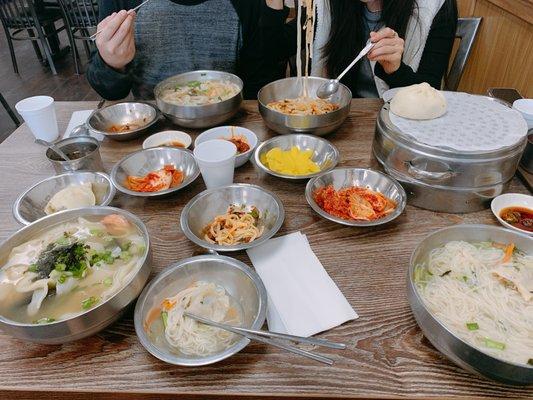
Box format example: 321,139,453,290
368,27,404,74
266,0,284,10
95,10,136,71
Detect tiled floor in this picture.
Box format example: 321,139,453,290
0,27,99,142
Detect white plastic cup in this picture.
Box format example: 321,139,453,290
15,96,59,142
193,139,237,189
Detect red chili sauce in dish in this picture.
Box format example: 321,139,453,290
500,206,533,232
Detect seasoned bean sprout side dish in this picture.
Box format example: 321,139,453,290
203,204,264,246
414,241,533,366
160,80,240,106
0,214,146,324
145,281,241,356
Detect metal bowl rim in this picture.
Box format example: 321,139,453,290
180,184,285,252
407,223,533,371
87,101,160,137
0,206,150,327
304,168,407,227
154,70,244,112
253,134,340,180
12,171,116,226
133,254,268,366
110,147,200,197
194,126,259,160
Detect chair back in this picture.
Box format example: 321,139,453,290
445,17,482,91
58,0,97,30
0,0,38,29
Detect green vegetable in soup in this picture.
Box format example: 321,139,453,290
483,338,506,350
161,311,168,329
90,251,115,266
186,80,201,88
466,322,479,331
32,241,89,280
81,296,100,310
103,277,113,287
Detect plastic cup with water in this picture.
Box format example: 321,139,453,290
15,96,59,142
193,139,237,189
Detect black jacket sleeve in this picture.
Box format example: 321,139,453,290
85,0,140,100
375,3,457,89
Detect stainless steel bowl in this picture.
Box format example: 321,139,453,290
0,207,151,344
110,147,200,197
408,224,533,385
254,134,339,180
134,254,267,366
305,168,407,227
86,102,160,141
46,136,104,173
12,171,115,225
257,77,352,136
180,184,284,252
154,70,243,128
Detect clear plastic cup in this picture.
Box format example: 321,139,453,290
193,139,237,189
15,96,59,142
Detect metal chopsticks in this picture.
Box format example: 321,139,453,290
89,0,151,41
184,312,346,365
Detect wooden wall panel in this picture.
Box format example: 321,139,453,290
456,0,533,97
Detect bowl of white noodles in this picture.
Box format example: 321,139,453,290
134,254,267,366
408,224,533,385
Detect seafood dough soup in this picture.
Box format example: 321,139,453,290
0,214,146,324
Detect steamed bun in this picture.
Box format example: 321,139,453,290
390,82,447,120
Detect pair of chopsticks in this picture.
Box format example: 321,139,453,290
184,312,346,365
89,0,151,41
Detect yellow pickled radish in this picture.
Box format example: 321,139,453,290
260,146,320,176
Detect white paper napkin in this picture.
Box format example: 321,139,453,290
246,232,358,337
63,110,104,141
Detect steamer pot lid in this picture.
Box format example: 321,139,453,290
382,91,528,153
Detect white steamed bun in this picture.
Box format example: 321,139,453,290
390,82,447,120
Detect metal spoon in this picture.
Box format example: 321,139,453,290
34,139,70,161
317,41,375,99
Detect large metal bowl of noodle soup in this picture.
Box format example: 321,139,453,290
408,224,533,385
134,254,267,366
258,77,352,136
0,207,151,344
154,70,243,129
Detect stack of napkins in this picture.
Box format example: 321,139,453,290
64,110,104,141
247,232,358,337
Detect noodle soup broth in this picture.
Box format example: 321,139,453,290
0,214,147,325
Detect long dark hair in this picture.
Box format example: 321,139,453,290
323,0,456,77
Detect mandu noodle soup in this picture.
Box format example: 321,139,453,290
414,241,533,367
0,214,146,324
267,0,339,116
160,80,240,106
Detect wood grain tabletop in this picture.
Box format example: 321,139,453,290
0,100,531,400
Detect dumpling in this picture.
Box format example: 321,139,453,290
390,82,447,120
45,182,96,215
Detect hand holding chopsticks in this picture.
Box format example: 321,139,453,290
184,312,346,365
89,0,152,42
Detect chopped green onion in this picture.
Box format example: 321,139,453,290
54,263,67,272
103,277,113,287
119,251,131,262
161,311,168,329
483,338,505,350
58,273,68,284
81,296,100,310
28,264,38,273
120,241,131,251
466,322,479,331
33,317,55,324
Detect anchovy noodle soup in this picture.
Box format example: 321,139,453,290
0,214,147,324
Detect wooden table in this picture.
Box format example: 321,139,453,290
0,100,531,400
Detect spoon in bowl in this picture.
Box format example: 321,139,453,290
35,139,71,161
317,41,375,99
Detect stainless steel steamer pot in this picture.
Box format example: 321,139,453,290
372,102,527,213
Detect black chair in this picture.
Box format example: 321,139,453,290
0,0,75,75
445,17,482,91
58,0,98,74
0,92,20,126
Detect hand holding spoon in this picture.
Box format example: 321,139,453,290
317,41,375,99
35,139,70,161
